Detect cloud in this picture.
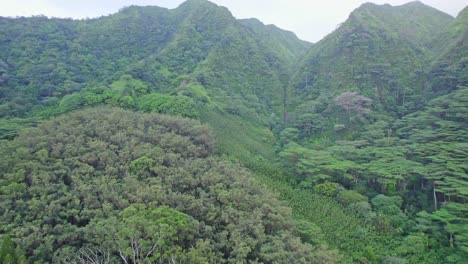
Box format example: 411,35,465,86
0,0,63,17
211,0,465,42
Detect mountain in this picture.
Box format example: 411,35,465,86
0,0,467,263
239,18,311,67
427,7,468,96
0,0,308,123
279,2,467,262
287,1,454,123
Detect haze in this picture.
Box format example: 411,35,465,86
0,0,466,42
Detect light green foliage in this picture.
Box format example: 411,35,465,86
0,118,37,140
313,182,341,196
0,235,27,264
279,143,359,185
364,155,426,192
337,190,368,206
429,204,468,262
0,0,308,124
199,110,393,263
276,4,466,261
109,74,148,97
279,127,300,146
381,256,408,264
177,83,212,103
371,195,408,229
294,219,325,245
396,233,431,256
348,201,375,221
278,84,466,260
138,93,198,117
428,8,468,97
89,205,194,263
284,1,462,154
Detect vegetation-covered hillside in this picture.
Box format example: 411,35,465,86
278,2,467,263
427,7,468,97
0,0,466,263
0,0,308,127
288,1,453,121
0,108,336,263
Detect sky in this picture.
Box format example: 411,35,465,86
0,0,465,42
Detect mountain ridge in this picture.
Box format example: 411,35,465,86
0,1,467,263
0,0,309,120
287,0,457,123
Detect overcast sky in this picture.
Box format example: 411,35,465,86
0,0,465,42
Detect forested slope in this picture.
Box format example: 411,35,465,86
0,0,308,125
287,1,453,122
427,7,468,97
277,2,467,263
0,0,467,263
0,108,337,263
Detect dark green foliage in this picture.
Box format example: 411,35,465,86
427,8,468,97
0,108,333,263
279,143,358,186
239,18,310,67
287,1,455,127
0,1,466,263
371,195,408,230
0,0,308,123
275,3,467,261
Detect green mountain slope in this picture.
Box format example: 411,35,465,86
276,2,467,263
427,7,468,96
239,18,311,67
0,0,467,263
287,1,454,122
0,0,308,123
0,108,337,263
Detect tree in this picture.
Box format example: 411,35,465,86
279,127,299,146
336,190,368,206
279,143,359,186
0,235,27,264
371,195,408,230
73,248,110,264
0,108,331,263
334,91,372,120
88,205,195,264
431,203,468,262
138,93,198,118
294,113,327,137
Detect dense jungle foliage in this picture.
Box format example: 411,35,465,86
0,0,466,263
0,108,336,263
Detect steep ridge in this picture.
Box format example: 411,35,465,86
239,18,311,68
277,2,467,263
287,1,454,122
0,0,308,122
427,7,468,96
